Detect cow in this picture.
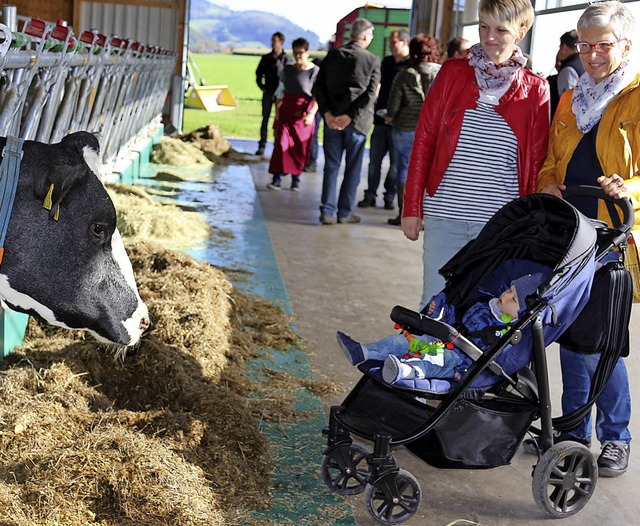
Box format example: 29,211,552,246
0,131,149,348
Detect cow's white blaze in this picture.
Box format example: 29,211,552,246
110,229,149,345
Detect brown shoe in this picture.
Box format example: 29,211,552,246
319,214,337,225
338,214,361,224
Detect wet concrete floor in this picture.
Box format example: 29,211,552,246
224,138,640,526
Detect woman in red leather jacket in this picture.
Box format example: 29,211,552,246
401,0,550,309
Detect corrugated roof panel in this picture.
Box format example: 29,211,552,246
79,1,179,50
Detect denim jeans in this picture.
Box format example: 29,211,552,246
391,129,415,186
421,216,485,309
363,334,464,379
365,124,397,203
308,111,322,163
560,348,631,444
320,123,367,219
259,91,275,149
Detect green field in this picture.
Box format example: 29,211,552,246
183,53,326,145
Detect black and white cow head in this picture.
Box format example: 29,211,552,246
0,132,149,348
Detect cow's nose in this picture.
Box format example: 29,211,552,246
140,317,153,335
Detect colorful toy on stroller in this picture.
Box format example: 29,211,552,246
321,189,634,524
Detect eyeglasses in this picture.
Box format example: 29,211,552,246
293,50,307,56
575,39,627,54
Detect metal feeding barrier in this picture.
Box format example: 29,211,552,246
0,10,176,172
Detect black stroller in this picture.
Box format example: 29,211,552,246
320,189,635,524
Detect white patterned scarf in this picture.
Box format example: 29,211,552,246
572,59,631,133
468,43,527,91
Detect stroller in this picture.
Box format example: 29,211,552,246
320,189,635,524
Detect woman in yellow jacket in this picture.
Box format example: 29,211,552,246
537,0,637,478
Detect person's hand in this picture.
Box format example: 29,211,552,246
427,300,435,315
401,216,422,241
539,183,566,198
324,111,338,129
383,115,393,125
303,113,315,126
598,174,630,200
333,114,352,130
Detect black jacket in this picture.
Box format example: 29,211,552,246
256,51,292,94
313,41,381,135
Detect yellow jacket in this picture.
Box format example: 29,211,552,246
537,72,640,231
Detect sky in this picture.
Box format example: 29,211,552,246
217,1,412,42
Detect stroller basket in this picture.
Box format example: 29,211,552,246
407,397,537,469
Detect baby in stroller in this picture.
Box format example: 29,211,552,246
337,272,545,390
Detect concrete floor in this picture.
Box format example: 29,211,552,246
233,139,640,526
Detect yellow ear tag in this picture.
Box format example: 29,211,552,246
53,204,59,221
43,183,54,211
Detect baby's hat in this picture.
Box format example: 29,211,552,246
512,273,545,306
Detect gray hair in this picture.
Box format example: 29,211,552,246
577,1,636,39
351,18,375,40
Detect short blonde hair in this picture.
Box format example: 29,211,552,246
479,0,535,35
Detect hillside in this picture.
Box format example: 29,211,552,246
189,0,323,52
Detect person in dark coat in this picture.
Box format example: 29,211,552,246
255,32,293,156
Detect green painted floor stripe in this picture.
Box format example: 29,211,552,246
141,163,354,525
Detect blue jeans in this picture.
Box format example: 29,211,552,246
391,129,415,186
421,216,485,309
560,348,631,444
320,123,367,219
365,124,397,203
364,334,465,379
308,111,322,163
259,90,275,149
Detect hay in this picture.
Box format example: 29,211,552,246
182,125,231,159
0,240,338,524
150,136,212,166
107,184,211,249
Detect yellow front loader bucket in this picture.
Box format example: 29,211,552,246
184,85,237,112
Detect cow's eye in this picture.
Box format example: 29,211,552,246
90,222,110,244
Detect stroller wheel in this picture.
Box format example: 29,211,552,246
321,442,370,495
532,441,597,519
364,468,421,525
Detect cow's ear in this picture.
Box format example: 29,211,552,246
35,164,88,219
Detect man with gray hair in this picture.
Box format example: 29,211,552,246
313,18,381,224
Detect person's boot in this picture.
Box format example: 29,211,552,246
388,183,404,226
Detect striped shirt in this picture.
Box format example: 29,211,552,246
424,102,519,222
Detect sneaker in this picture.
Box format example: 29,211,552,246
384,201,395,210
319,214,337,225
598,441,630,477
357,196,376,208
522,430,592,455
266,180,281,191
382,355,414,384
291,177,300,192
336,332,365,365
338,214,361,224
255,147,265,156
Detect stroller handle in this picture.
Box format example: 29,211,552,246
562,185,634,232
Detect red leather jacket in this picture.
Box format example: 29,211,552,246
403,59,550,218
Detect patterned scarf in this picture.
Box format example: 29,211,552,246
468,42,527,91
572,59,631,133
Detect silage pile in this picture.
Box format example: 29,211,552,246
0,188,328,525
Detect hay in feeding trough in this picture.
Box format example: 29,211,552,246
150,136,213,166
182,124,231,159
107,184,212,249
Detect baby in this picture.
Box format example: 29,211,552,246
337,273,544,387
